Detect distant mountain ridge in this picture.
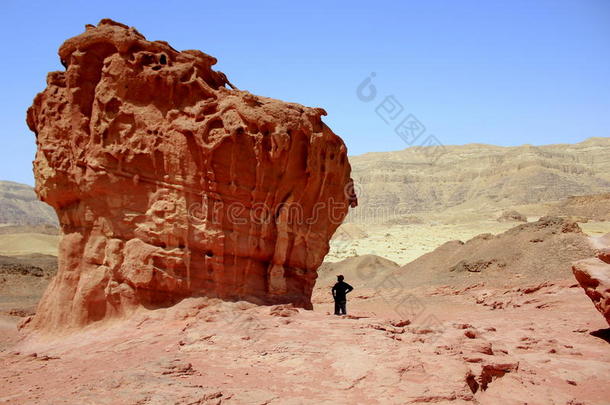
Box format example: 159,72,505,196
348,137,610,222
0,181,57,226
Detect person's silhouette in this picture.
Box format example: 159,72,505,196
332,275,353,315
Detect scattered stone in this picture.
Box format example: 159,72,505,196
497,210,527,223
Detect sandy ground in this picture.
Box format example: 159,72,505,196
0,278,608,405
327,220,610,265
580,221,610,237
0,233,59,256
0,219,609,404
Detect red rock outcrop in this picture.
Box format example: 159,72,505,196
572,250,610,326
598,248,610,264
26,19,356,330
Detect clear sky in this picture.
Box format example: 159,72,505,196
1,0,609,186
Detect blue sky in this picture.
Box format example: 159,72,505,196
1,0,609,186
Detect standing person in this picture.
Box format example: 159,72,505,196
332,275,354,315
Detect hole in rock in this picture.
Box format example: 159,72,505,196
159,54,167,65
141,53,155,66
208,119,224,131
201,104,217,116
466,373,479,394
105,98,121,116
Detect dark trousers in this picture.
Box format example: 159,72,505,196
334,300,347,315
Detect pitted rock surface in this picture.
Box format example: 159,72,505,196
26,19,355,330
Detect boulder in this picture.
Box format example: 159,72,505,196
572,252,610,326
496,210,527,223
26,19,356,330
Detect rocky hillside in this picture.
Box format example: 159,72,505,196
547,193,610,221
348,137,610,222
395,216,597,287
0,181,57,226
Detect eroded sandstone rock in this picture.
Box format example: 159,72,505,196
572,252,610,326
26,19,355,330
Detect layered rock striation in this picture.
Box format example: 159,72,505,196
26,19,355,329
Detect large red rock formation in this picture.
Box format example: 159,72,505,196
26,19,356,330
572,250,610,326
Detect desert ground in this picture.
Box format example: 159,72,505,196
328,215,610,266
1,208,609,404
0,282,608,405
